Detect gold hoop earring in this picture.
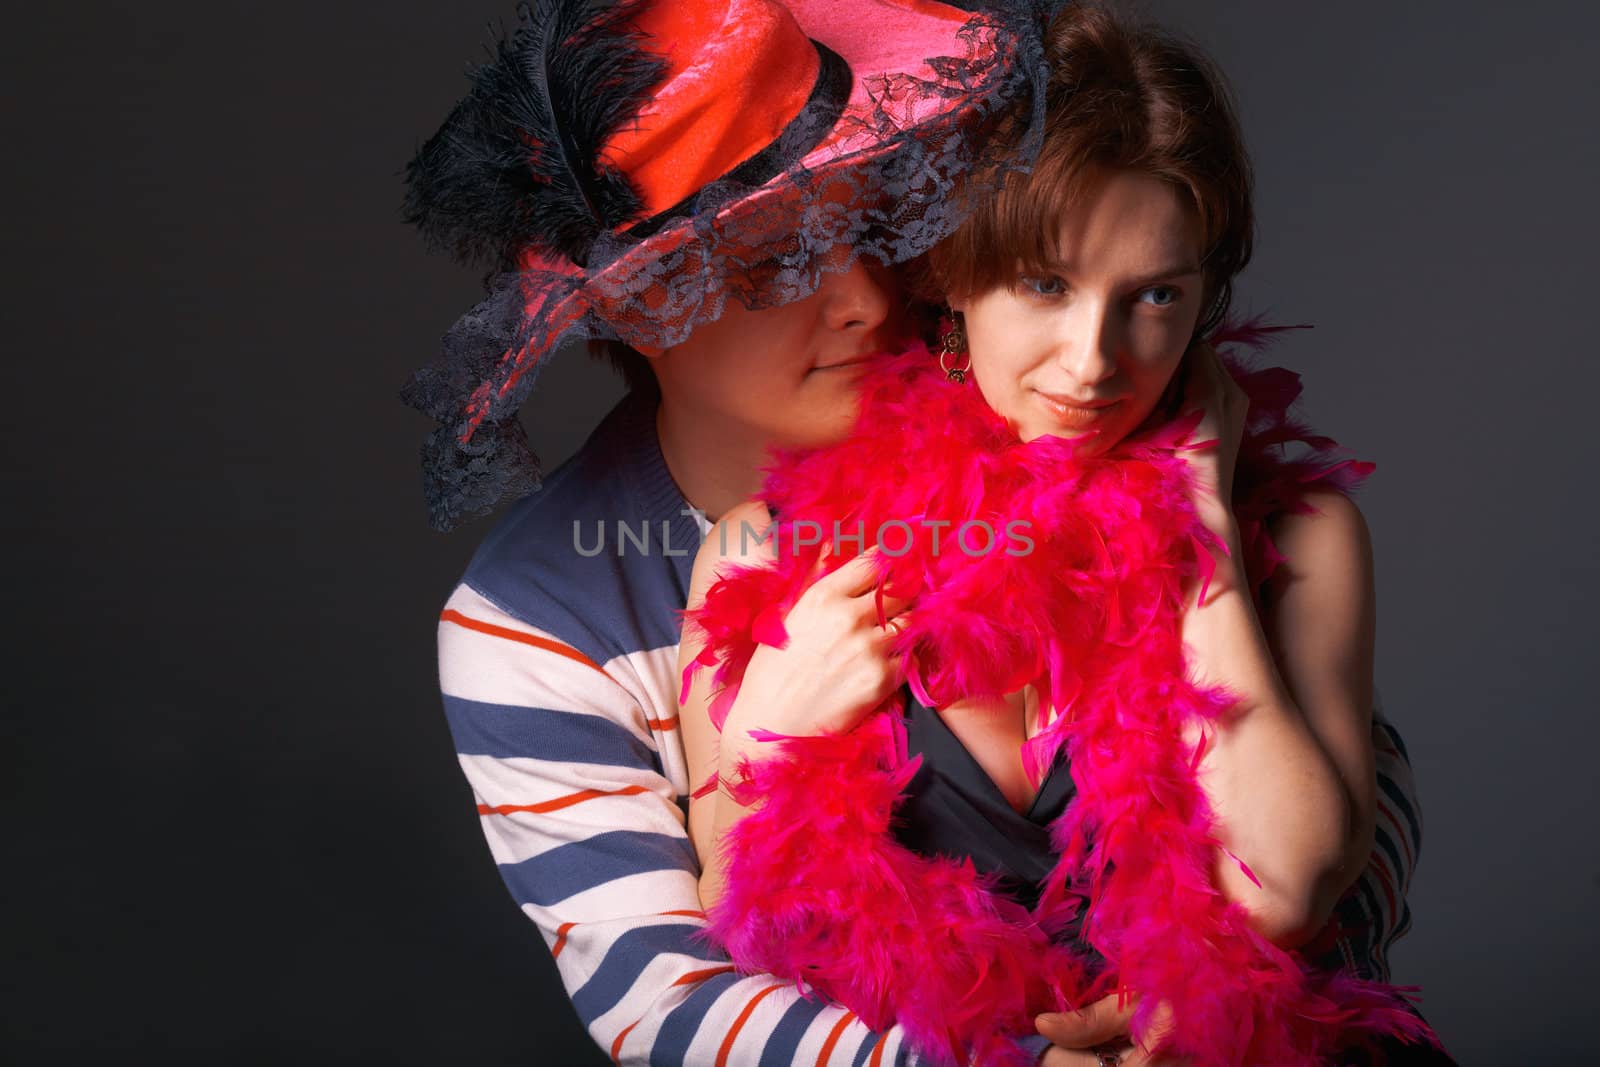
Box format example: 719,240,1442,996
938,312,970,383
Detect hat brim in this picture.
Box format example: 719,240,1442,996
465,2,1018,419
413,1,1049,530
587,0,1000,300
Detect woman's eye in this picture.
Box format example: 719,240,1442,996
1020,275,1066,297
1138,286,1180,307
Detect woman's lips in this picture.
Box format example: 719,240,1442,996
1035,390,1122,428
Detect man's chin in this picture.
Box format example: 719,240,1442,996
774,409,860,451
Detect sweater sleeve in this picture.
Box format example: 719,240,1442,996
436,581,944,1066
436,571,1423,1054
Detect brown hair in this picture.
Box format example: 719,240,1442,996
924,2,1254,338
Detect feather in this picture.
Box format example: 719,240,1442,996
683,328,1438,1065
401,0,668,269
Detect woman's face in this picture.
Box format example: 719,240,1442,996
953,169,1207,452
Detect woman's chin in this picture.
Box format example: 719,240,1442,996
1016,421,1119,454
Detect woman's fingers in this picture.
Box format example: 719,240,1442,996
1187,342,1247,419
811,545,880,594
1036,994,1138,1047
877,610,913,644
812,549,914,610
1178,343,1223,414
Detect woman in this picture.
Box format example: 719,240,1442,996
678,4,1449,1065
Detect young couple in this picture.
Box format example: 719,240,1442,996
403,1,1445,1063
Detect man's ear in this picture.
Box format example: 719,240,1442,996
946,293,968,314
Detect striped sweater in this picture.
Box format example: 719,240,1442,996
434,386,1424,1066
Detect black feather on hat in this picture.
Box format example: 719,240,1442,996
400,0,1059,532
402,0,669,271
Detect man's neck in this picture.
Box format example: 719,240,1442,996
653,400,769,524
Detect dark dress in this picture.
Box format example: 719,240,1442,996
892,683,1077,910
890,684,1100,961
888,685,1456,1067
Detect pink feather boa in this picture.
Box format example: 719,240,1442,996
680,327,1441,1066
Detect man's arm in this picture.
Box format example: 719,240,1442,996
439,582,1024,1065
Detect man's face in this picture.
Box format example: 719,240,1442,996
647,259,905,450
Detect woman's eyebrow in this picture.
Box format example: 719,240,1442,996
1123,262,1204,289
1033,255,1204,287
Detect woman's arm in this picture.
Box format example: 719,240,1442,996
679,500,775,911
1181,490,1374,949
679,501,910,910
1172,346,1375,948
1258,489,1379,917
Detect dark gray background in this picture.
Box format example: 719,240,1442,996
5,1,1595,1063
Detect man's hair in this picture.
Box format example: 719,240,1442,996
920,1,1254,338
588,338,656,392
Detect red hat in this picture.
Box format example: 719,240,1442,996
401,0,1054,530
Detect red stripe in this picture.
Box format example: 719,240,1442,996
551,921,577,959
716,984,785,1067
440,608,606,674
553,911,701,962
1368,849,1399,930
1375,795,1416,874
673,964,737,987
610,1020,640,1063
867,1033,890,1067
815,1011,857,1066
645,716,680,732
477,784,650,816
553,915,697,966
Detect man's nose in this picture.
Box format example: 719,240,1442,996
818,260,893,334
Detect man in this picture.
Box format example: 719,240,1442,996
404,2,1424,1063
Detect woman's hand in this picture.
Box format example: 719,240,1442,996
1174,341,1249,527
721,544,912,753
1036,994,1183,1066
679,500,912,908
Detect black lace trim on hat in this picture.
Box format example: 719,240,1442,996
402,1,1061,532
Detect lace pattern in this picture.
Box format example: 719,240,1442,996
401,1,1057,532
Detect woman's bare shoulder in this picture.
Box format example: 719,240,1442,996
1266,488,1372,572
1259,488,1375,621
688,498,778,602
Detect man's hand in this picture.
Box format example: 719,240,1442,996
1035,993,1183,1066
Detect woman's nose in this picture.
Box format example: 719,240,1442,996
818,260,893,334
1054,303,1119,387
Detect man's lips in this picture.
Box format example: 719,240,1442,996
811,353,879,371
